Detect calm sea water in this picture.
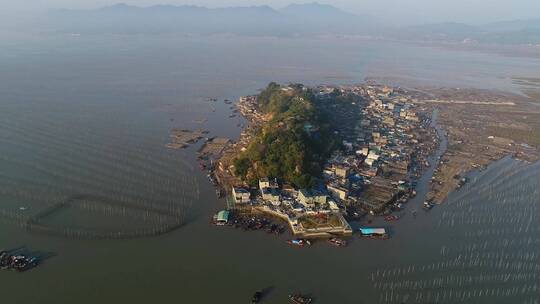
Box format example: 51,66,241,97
1,34,540,303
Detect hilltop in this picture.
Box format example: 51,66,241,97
232,83,340,188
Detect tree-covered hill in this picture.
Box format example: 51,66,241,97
233,83,338,188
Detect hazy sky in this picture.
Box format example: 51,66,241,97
2,0,540,25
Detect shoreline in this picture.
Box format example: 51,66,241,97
416,88,540,203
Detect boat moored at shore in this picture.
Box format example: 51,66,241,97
358,227,389,240
423,201,434,211
327,237,348,247
384,215,399,221
287,239,311,247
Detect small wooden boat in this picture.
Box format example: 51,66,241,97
327,237,347,247
358,228,389,240
384,215,399,221
287,239,311,247
289,294,313,304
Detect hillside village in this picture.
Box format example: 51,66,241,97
212,83,438,237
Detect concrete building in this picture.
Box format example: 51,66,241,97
327,200,341,212
334,165,350,179
261,187,281,203
259,178,280,203
367,152,380,161
259,177,278,191
297,189,327,208
232,187,251,204
357,147,369,156
365,158,376,166
327,184,349,201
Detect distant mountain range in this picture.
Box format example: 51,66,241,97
45,2,376,36
41,3,540,45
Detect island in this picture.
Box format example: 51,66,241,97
202,82,540,240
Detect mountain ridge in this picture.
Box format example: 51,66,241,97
43,3,540,44
46,2,370,36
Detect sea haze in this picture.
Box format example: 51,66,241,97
29,3,540,45
43,3,376,36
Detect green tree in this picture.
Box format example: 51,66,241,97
233,82,340,189
233,157,250,179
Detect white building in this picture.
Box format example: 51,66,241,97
297,189,327,208
232,187,251,204
259,177,278,191
261,187,281,203
259,178,280,203
327,184,349,201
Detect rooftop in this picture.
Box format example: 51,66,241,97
233,187,250,194
216,210,230,222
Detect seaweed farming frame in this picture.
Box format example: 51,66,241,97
1,194,190,240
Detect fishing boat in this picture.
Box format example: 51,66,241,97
0,252,39,272
252,290,263,303
213,210,230,226
327,237,347,247
13,256,38,272
423,201,434,211
358,228,389,240
457,177,468,188
287,239,311,247
384,215,399,221
289,294,313,304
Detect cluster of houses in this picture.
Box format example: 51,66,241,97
316,85,436,213
220,84,436,235
231,177,351,237
232,178,336,211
